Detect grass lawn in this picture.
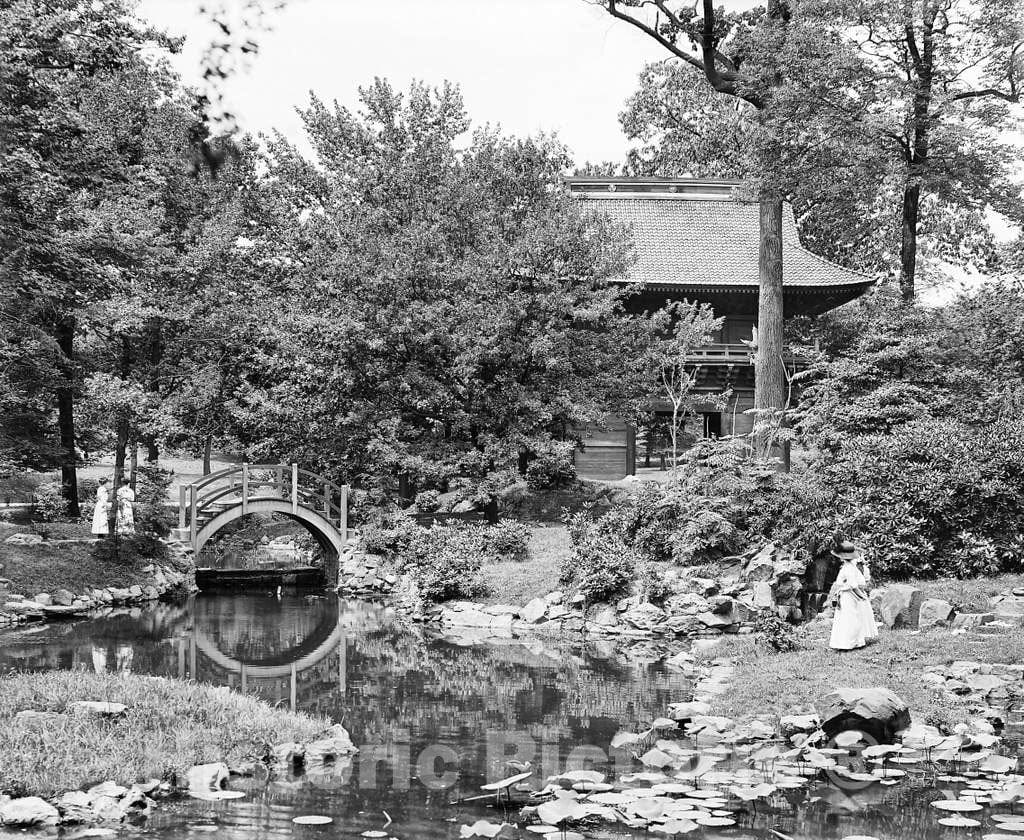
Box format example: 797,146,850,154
477,524,569,606
913,573,1024,612
695,618,1024,730
0,540,188,598
0,671,327,797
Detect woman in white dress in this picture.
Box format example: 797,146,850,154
115,478,136,535
90,477,110,538
829,541,877,650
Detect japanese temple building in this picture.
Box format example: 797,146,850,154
568,177,873,479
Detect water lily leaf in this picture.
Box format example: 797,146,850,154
651,718,679,730
650,819,699,834
862,744,900,758
293,816,333,825
587,792,634,806
482,770,533,791
938,817,981,828
651,783,695,796
459,821,515,839
930,800,982,812
696,816,735,827
611,730,650,749
834,731,863,747
980,755,1018,773
639,748,675,769
536,800,589,826
524,827,559,835
555,770,605,784
621,772,670,784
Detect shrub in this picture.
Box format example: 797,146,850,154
525,442,577,490
560,509,636,605
753,609,801,652
482,519,530,562
0,472,44,506
31,482,69,522
414,489,441,513
397,524,488,602
773,419,1024,581
132,467,175,537
359,514,421,557
77,477,100,504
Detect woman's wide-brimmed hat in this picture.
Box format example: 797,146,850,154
98,477,109,484
832,540,863,561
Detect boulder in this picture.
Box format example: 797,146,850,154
779,713,821,738
69,701,127,718
186,763,229,792
33,593,53,606
951,612,995,629
545,591,564,605
52,589,75,606
872,584,923,629
0,797,60,826
305,724,357,762
521,598,547,624
668,700,711,721
587,603,619,627
918,598,955,627
818,687,911,744
750,582,775,610
4,533,43,546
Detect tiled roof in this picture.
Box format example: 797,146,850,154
571,180,872,290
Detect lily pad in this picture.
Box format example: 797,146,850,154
930,800,983,812
292,816,333,826
938,817,981,828
482,770,533,791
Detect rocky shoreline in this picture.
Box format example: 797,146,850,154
0,537,196,628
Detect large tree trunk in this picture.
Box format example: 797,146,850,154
55,317,79,517
754,196,786,458
899,183,920,303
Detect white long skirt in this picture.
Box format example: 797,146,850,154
830,591,870,650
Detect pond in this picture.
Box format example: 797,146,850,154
0,593,1015,840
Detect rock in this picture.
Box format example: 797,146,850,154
872,584,923,629
951,612,994,629
91,795,125,821
87,781,128,800
305,724,357,762
33,593,53,606
818,687,911,744
622,602,665,631
117,788,154,819
587,603,619,627
779,713,821,738
186,763,229,792
52,589,75,607
750,582,775,610
918,598,955,627
69,701,127,718
0,796,60,826
546,604,569,620
521,597,548,623
451,499,475,514
4,533,43,546
696,611,734,629
545,591,564,605
668,700,711,721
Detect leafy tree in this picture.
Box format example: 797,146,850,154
592,0,871,448
238,80,646,493
0,0,174,512
836,0,1024,300
642,301,725,465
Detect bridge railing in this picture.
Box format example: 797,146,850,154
178,463,352,548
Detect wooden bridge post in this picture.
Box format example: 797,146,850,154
323,483,330,518
241,463,249,516
291,463,298,514
275,465,283,497
189,485,197,548
178,485,187,531
340,484,349,540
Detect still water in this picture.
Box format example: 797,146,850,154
0,593,1007,840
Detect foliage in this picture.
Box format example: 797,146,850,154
753,609,802,653
31,482,69,523
413,489,441,513
131,467,175,538
525,442,578,491
0,472,44,506
237,80,648,494
359,513,422,558
396,524,489,603
482,520,531,563
560,507,636,605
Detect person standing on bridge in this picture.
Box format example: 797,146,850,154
115,477,136,536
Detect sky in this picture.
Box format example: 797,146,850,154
137,0,695,166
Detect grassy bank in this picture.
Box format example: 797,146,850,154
0,672,327,797
0,539,188,598
694,619,1024,729
477,524,568,605
913,573,1024,611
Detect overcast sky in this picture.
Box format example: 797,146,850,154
138,0,720,166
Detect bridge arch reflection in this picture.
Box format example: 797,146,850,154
180,593,347,710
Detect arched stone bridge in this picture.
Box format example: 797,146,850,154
175,463,352,567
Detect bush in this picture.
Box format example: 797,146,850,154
132,467,175,537
0,472,44,506
482,519,530,562
414,489,441,513
753,609,801,652
360,514,421,557
525,442,577,491
560,508,636,605
77,477,100,504
396,524,488,602
31,482,69,522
